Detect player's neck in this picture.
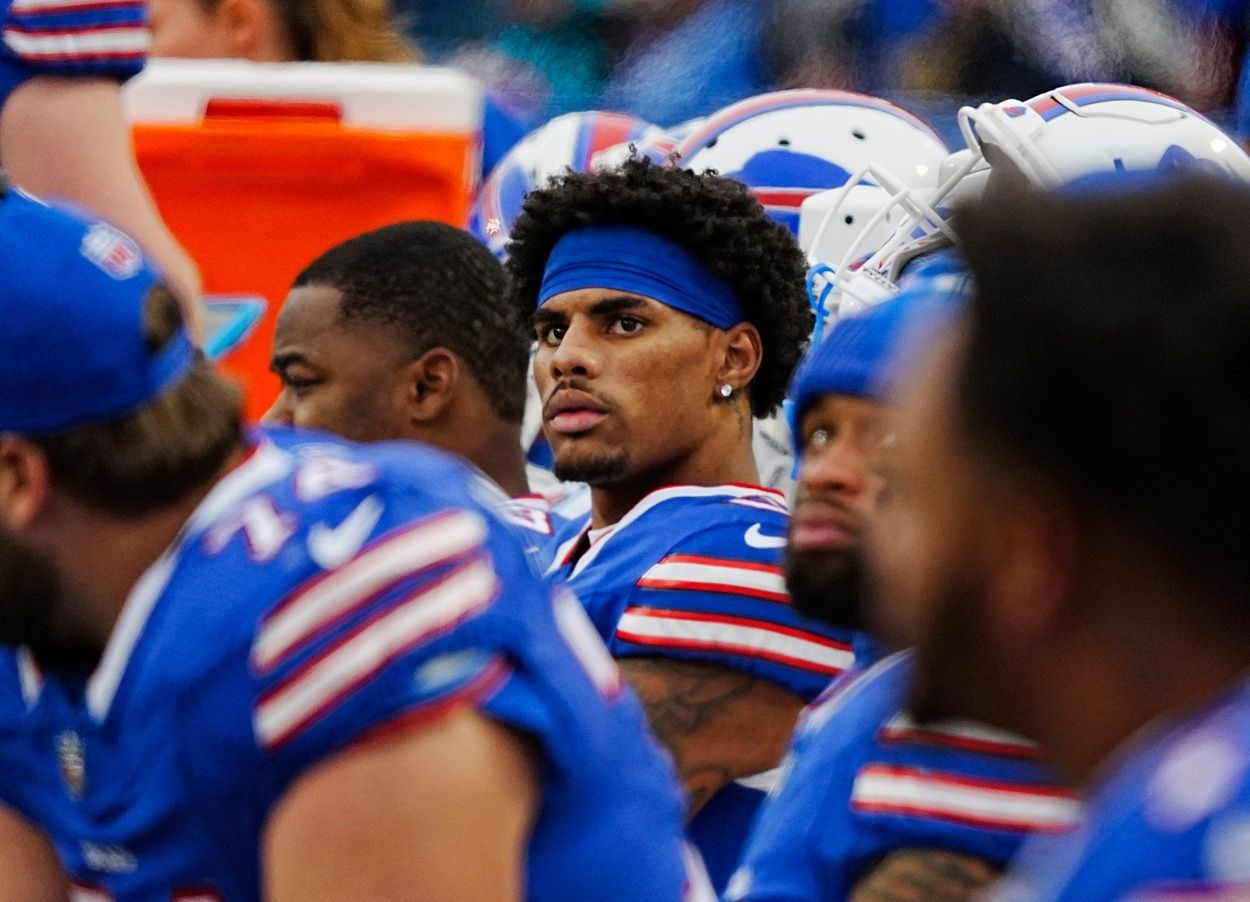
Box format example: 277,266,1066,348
470,425,531,499
589,425,759,528
47,444,251,656
1030,592,1250,789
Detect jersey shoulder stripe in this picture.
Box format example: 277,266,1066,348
253,509,486,672
638,554,788,604
617,606,854,676
254,555,500,751
851,763,1080,833
879,713,1045,760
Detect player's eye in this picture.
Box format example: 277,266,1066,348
611,316,644,336
279,370,319,392
536,324,566,347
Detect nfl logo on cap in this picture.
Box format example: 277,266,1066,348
80,222,144,280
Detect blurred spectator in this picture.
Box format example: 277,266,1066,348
149,0,418,63
599,0,771,123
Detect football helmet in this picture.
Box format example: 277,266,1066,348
822,83,1250,321
469,110,658,258
675,89,949,247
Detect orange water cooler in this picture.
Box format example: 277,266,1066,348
123,60,483,419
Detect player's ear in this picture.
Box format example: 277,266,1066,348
715,322,763,396
404,349,460,425
0,436,51,529
982,480,1080,648
217,0,283,60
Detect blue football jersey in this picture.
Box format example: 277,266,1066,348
547,483,877,891
990,675,1250,902
0,0,147,109
0,429,699,901
728,652,1080,902
500,482,591,573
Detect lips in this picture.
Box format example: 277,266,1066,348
544,389,609,436
789,499,862,554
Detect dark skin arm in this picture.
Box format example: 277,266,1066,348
619,657,806,816
850,849,1001,902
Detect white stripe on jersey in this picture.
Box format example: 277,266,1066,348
11,0,142,11
568,484,787,579
851,764,1080,832
16,646,42,710
881,713,1044,758
253,510,486,672
639,555,788,602
4,25,149,60
616,607,854,675
254,557,499,750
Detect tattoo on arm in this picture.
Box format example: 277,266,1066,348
850,849,1001,902
618,657,804,817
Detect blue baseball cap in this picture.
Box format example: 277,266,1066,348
0,185,196,435
788,265,965,445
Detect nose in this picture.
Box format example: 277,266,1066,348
546,318,602,382
799,438,868,499
262,390,294,426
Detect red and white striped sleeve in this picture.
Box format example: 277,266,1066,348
249,509,509,758
1,0,147,101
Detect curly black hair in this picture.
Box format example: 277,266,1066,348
505,157,813,418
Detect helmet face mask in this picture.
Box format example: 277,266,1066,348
812,82,1250,324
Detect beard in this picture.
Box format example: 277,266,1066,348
552,444,631,486
902,567,999,728
784,546,868,633
0,528,98,672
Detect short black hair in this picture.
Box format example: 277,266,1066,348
955,174,1250,601
505,158,813,418
294,221,527,424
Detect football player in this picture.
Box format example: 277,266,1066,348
0,185,705,900
263,221,582,560
505,157,877,890
727,275,1079,902
877,173,1250,898
0,0,201,334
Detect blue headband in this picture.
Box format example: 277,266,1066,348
538,226,745,329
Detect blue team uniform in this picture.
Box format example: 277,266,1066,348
0,0,147,110
0,429,698,901
547,483,877,891
727,651,1080,901
500,482,591,572
990,675,1250,901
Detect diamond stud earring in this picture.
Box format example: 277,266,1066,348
719,384,733,399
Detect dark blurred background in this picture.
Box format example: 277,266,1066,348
394,0,1250,143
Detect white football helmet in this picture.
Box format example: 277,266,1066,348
675,89,948,248
820,82,1250,321
470,110,659,258
590,117,705,170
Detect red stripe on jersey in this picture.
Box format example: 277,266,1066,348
878,724,1045,760
346,657,511,753
10,0,145,15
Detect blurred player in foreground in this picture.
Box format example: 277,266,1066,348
0,187,703,901
266,221,578,562
1,0,201,335
506,157,876,890
876,174,1250,899
727,280,1078,902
